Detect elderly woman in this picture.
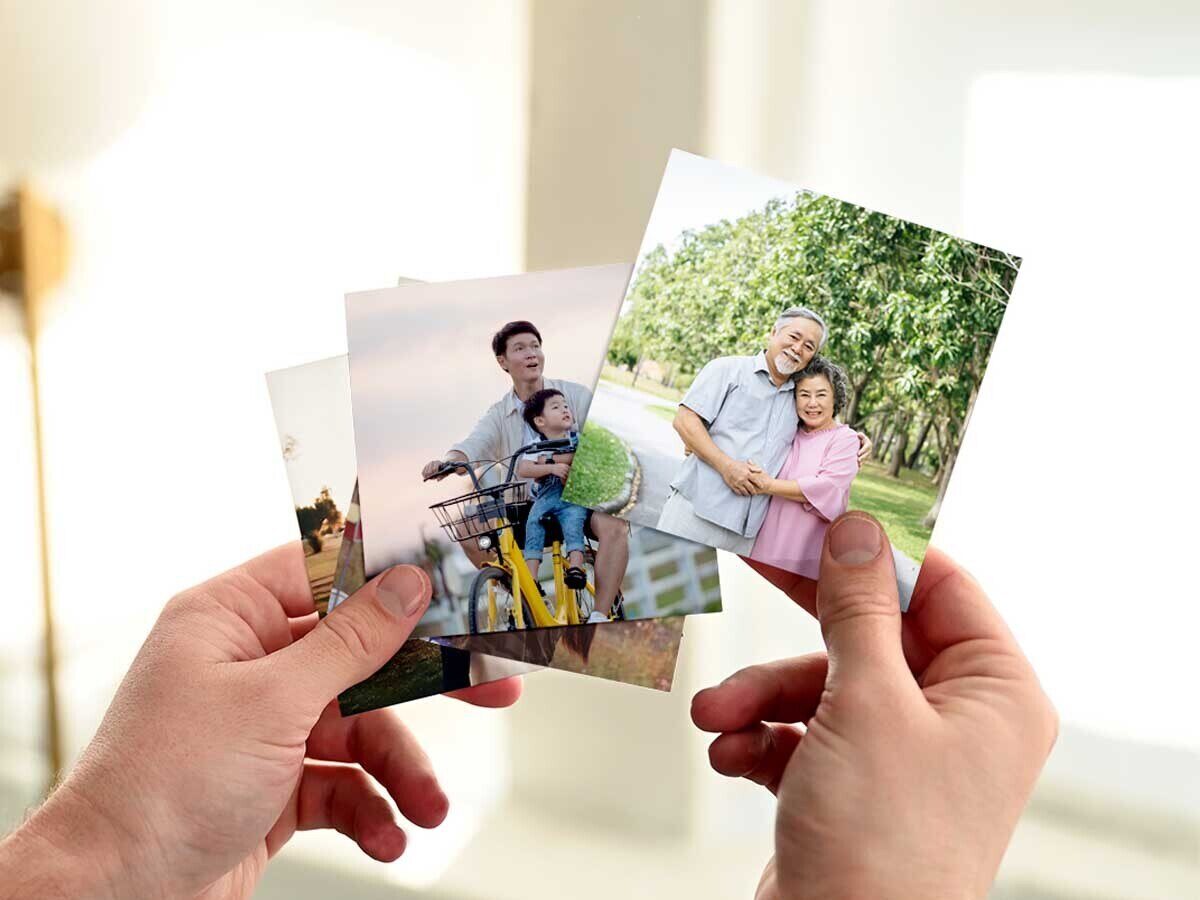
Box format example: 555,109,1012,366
747,357,860,577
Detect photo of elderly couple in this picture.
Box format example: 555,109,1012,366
344,264,722,640
562,151,1022,605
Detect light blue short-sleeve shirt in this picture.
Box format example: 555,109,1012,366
670,352,799,538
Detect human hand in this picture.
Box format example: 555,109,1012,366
0,545,522,900
720,458,758,496
692,513,1056,900
855,430,872,464
746,469,774,495
548,462,572,481
421,458,450,480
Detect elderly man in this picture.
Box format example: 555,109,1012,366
658,306,870,554
421,320,628,623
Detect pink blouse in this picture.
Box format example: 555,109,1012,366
749,423,859,578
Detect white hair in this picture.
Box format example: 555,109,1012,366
773,306,828,349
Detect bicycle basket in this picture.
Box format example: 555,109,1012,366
429,480,530,543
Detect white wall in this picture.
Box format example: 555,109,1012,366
3,0,531,886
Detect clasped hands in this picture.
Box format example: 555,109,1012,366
720,457,774,496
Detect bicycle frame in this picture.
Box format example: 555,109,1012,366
431,437,597,629
493,525,594,628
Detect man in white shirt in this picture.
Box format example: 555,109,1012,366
421,321,628,622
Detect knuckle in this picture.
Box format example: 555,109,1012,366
320,607,383,660
161,587,216,625
818,585,900,630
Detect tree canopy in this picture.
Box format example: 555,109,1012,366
614,191,1020,527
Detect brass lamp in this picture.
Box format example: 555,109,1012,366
0,187,69,782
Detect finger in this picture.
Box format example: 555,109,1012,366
756,855,781,900
446,676,524,708
271,565,432,711
691,654,828,732
907,546,1016,654
307,704,448,829
294,762,407,862
903,546,1039,691
816,512,910,686
741,557,818,618
289,611,319,643
744,556,936,679
708,723,803,794
240,542,326,617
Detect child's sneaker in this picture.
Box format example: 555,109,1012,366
585,610,609,624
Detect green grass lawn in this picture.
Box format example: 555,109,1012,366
849,462,936,561
563,421,632,507
599,363,685,402
645,403,678,423
338,642,445,715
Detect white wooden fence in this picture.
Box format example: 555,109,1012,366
427,523,720,626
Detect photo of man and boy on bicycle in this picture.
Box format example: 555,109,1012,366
420,319,630,632
345,266,721,639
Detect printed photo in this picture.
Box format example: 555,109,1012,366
345,265,723,638
266,356,536,712
563,151,1022,604
334,485,687,710
267,353,696,711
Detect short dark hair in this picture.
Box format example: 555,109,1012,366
491,320,542,357
794,356,849,417
523,388,565,436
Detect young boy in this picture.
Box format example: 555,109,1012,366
519,388,604,620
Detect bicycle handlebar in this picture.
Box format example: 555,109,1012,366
425,438,575,490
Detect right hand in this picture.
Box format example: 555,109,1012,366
693,513,1057,900
719,458,758,496
548,462,572,481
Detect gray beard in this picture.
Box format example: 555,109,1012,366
775,352,804,376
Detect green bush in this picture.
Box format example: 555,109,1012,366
563,422,632,508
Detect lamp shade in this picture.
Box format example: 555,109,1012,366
0,0,159,169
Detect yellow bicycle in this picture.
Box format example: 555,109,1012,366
426,439,626,634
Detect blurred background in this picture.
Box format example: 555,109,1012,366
1,1,1197,897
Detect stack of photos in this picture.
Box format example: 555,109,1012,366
267,350,704,715
563,151,1021,608
265,149,1022,714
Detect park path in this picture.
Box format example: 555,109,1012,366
586,379,685,527
587,377,920,608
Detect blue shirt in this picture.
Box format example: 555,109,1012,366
670,352,799,538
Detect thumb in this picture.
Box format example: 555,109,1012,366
275,565,432,709
816,512,907,685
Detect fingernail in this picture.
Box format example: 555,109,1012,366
377,566,429,618
828,515,882,566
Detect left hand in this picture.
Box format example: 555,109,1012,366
855,430,872,464
0,545,522,900
746,467,774,495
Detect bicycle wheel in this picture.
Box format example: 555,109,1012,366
610,590,627,621
468,566,538,633
572,575,626,623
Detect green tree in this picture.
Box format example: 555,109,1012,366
618,189,1020,529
